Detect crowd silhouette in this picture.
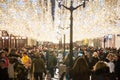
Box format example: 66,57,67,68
0,46,120,80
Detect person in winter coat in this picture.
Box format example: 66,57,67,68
21,52,31,80
91,61,111,80
0,51,9,68
31,53,47,80
21,52,31,69
106,53,116,80
0,58,9,80
8,58,15,80
71,57,90,80
47,51,57,78
114,54,120,80
90,52,99,70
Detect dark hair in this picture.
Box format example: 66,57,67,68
0,51,4,57
0,58,6,63
72,57,89,74
3,48,9,52
23,52,27,55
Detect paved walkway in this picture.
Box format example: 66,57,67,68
29,68,59,80
44,73,59,80
45,68,59,80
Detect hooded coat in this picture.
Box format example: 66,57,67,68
91,67,111,80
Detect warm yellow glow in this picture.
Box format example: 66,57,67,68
0,0,120,43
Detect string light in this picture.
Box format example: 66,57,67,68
0,0,119,43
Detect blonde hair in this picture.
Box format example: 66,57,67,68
93,61,108,71
106,53,115,61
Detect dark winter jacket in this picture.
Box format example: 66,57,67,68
0,67,9,80
48,54,57,68
90,57,99,69
91,67,111,80
31,57,46,74
115,59,120,78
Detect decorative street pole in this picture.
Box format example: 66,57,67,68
63,34,65,58
59,27,69,59
104,36,106,48
58,0,86,67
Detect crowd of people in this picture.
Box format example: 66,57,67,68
0,46,58,80
0,46,120,80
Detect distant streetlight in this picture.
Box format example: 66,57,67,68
104,36,106,48
57,0,87,67
59,27,69,59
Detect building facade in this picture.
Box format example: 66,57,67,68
105,0,118,6
0,30,27,49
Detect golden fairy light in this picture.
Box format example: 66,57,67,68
0,0,119,43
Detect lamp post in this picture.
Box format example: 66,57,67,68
63,34,65,58
58,0,86,67
103,36,106,48
59,27,69,59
